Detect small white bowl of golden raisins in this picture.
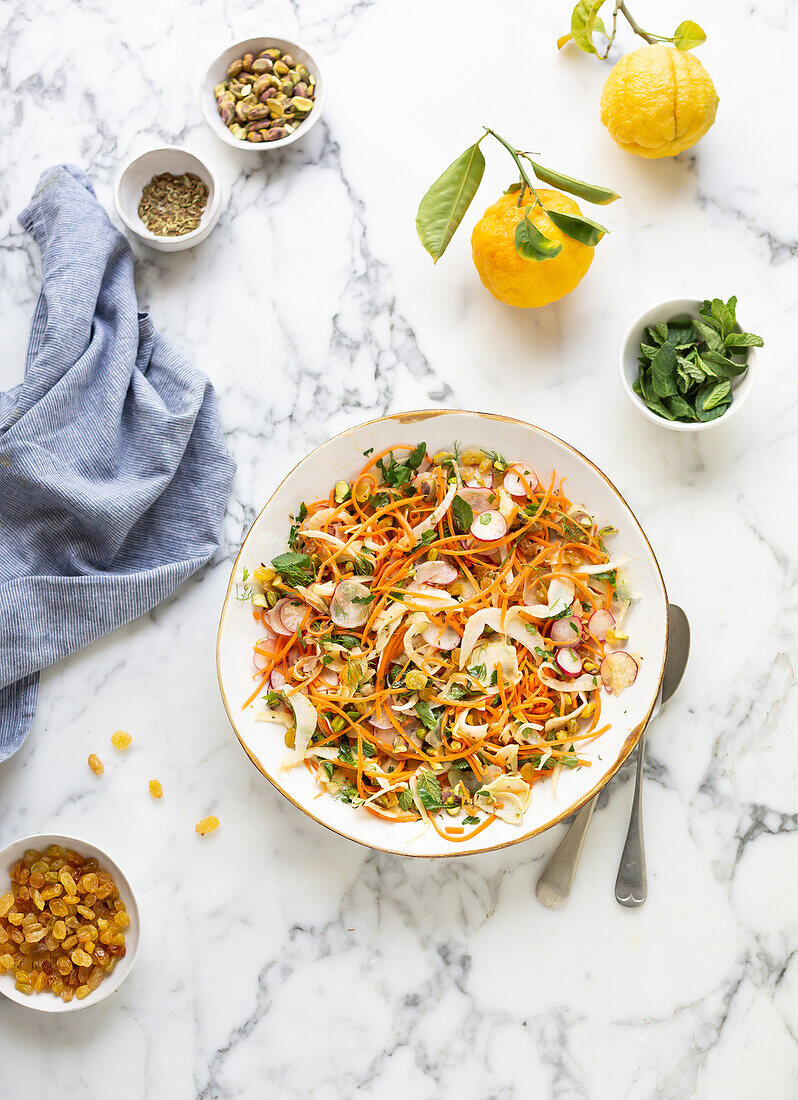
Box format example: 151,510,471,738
0,834,139,1012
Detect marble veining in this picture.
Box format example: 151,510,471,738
0,0,796,1096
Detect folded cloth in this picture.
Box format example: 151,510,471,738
0,165,235,762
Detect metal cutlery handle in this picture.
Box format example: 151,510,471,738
614,728,648,907
535,799,597,908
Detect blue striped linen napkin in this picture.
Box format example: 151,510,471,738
0,165,235,762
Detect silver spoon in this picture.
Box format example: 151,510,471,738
535,603,689,909
615,603,690,907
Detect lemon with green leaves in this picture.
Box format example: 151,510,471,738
561,2,718,158
416,128,619,309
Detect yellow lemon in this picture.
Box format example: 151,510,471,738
470,188,594,309
600,44,718,158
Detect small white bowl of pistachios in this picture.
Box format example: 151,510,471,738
114,146,223,252
200,36,325,151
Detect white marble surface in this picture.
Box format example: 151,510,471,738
1,0,797,1095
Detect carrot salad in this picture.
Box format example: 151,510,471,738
237,442,638,836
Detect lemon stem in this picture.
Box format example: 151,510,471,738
617,2,658,46
483,128,543,209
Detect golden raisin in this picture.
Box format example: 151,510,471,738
148,779,163,799
88,753,104,775
195,815,220,836
111,730,132,751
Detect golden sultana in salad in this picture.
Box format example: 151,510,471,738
238,443,638,841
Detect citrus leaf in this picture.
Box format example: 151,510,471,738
558,15,604,49
673,20,706,50
528,160,619,205
515,213,562,262
416,142,485,262
570,0,608,54
546,209,608,246
504,181,523,194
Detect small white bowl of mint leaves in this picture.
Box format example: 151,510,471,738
619,297,763,431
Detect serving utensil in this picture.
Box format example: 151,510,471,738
535,603,688,908
615,603,690,907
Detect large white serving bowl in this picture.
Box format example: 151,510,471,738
217,410,669,858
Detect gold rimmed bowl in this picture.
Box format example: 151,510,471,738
217,410,669,857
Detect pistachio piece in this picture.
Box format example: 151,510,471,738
247,118,273,133
264,126,287,141
229,123,247,140
246,131,264,143
334,480,351,504
248,103,270,120
294,64,310,81
293,81,308,98
235,101,250,121
281,53,295,66
273,60,289,75
227,59,244,78
259,89,277,103
264,47,282,59
213,82,226,98
218,100,235,125
292,96,314,116
242,52,254,69
266,100,285,118
251,57,273,73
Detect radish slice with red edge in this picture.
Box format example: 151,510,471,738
555,648,583,678
269,668,287,689
266,600,293,636
470,509,507,541
600,651,638,695
421,622,460,650
330,578,370,628
502,463,538,497
550,616,583,646
368,711,395,730
317,667,339,688
588,608,615,641
279,599,307,633
457,487,494,515
415,559,458,585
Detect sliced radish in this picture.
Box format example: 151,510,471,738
465,472,494,489
253,649,271,671
267,599,293,636
279,599,307,633
470,509,508,541
415,559,458,585
404,583,457,611
269,668,287,689
550,616,583,646
588,609,615,641
600,651,638,695
368,710,395,730
502,463,538,497
457,487,494,515
421,622,460,650
330,579,370,628
555,648,583,678
253,628,280,668
317,667,339,687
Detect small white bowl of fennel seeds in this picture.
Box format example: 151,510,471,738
114,145,223,252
